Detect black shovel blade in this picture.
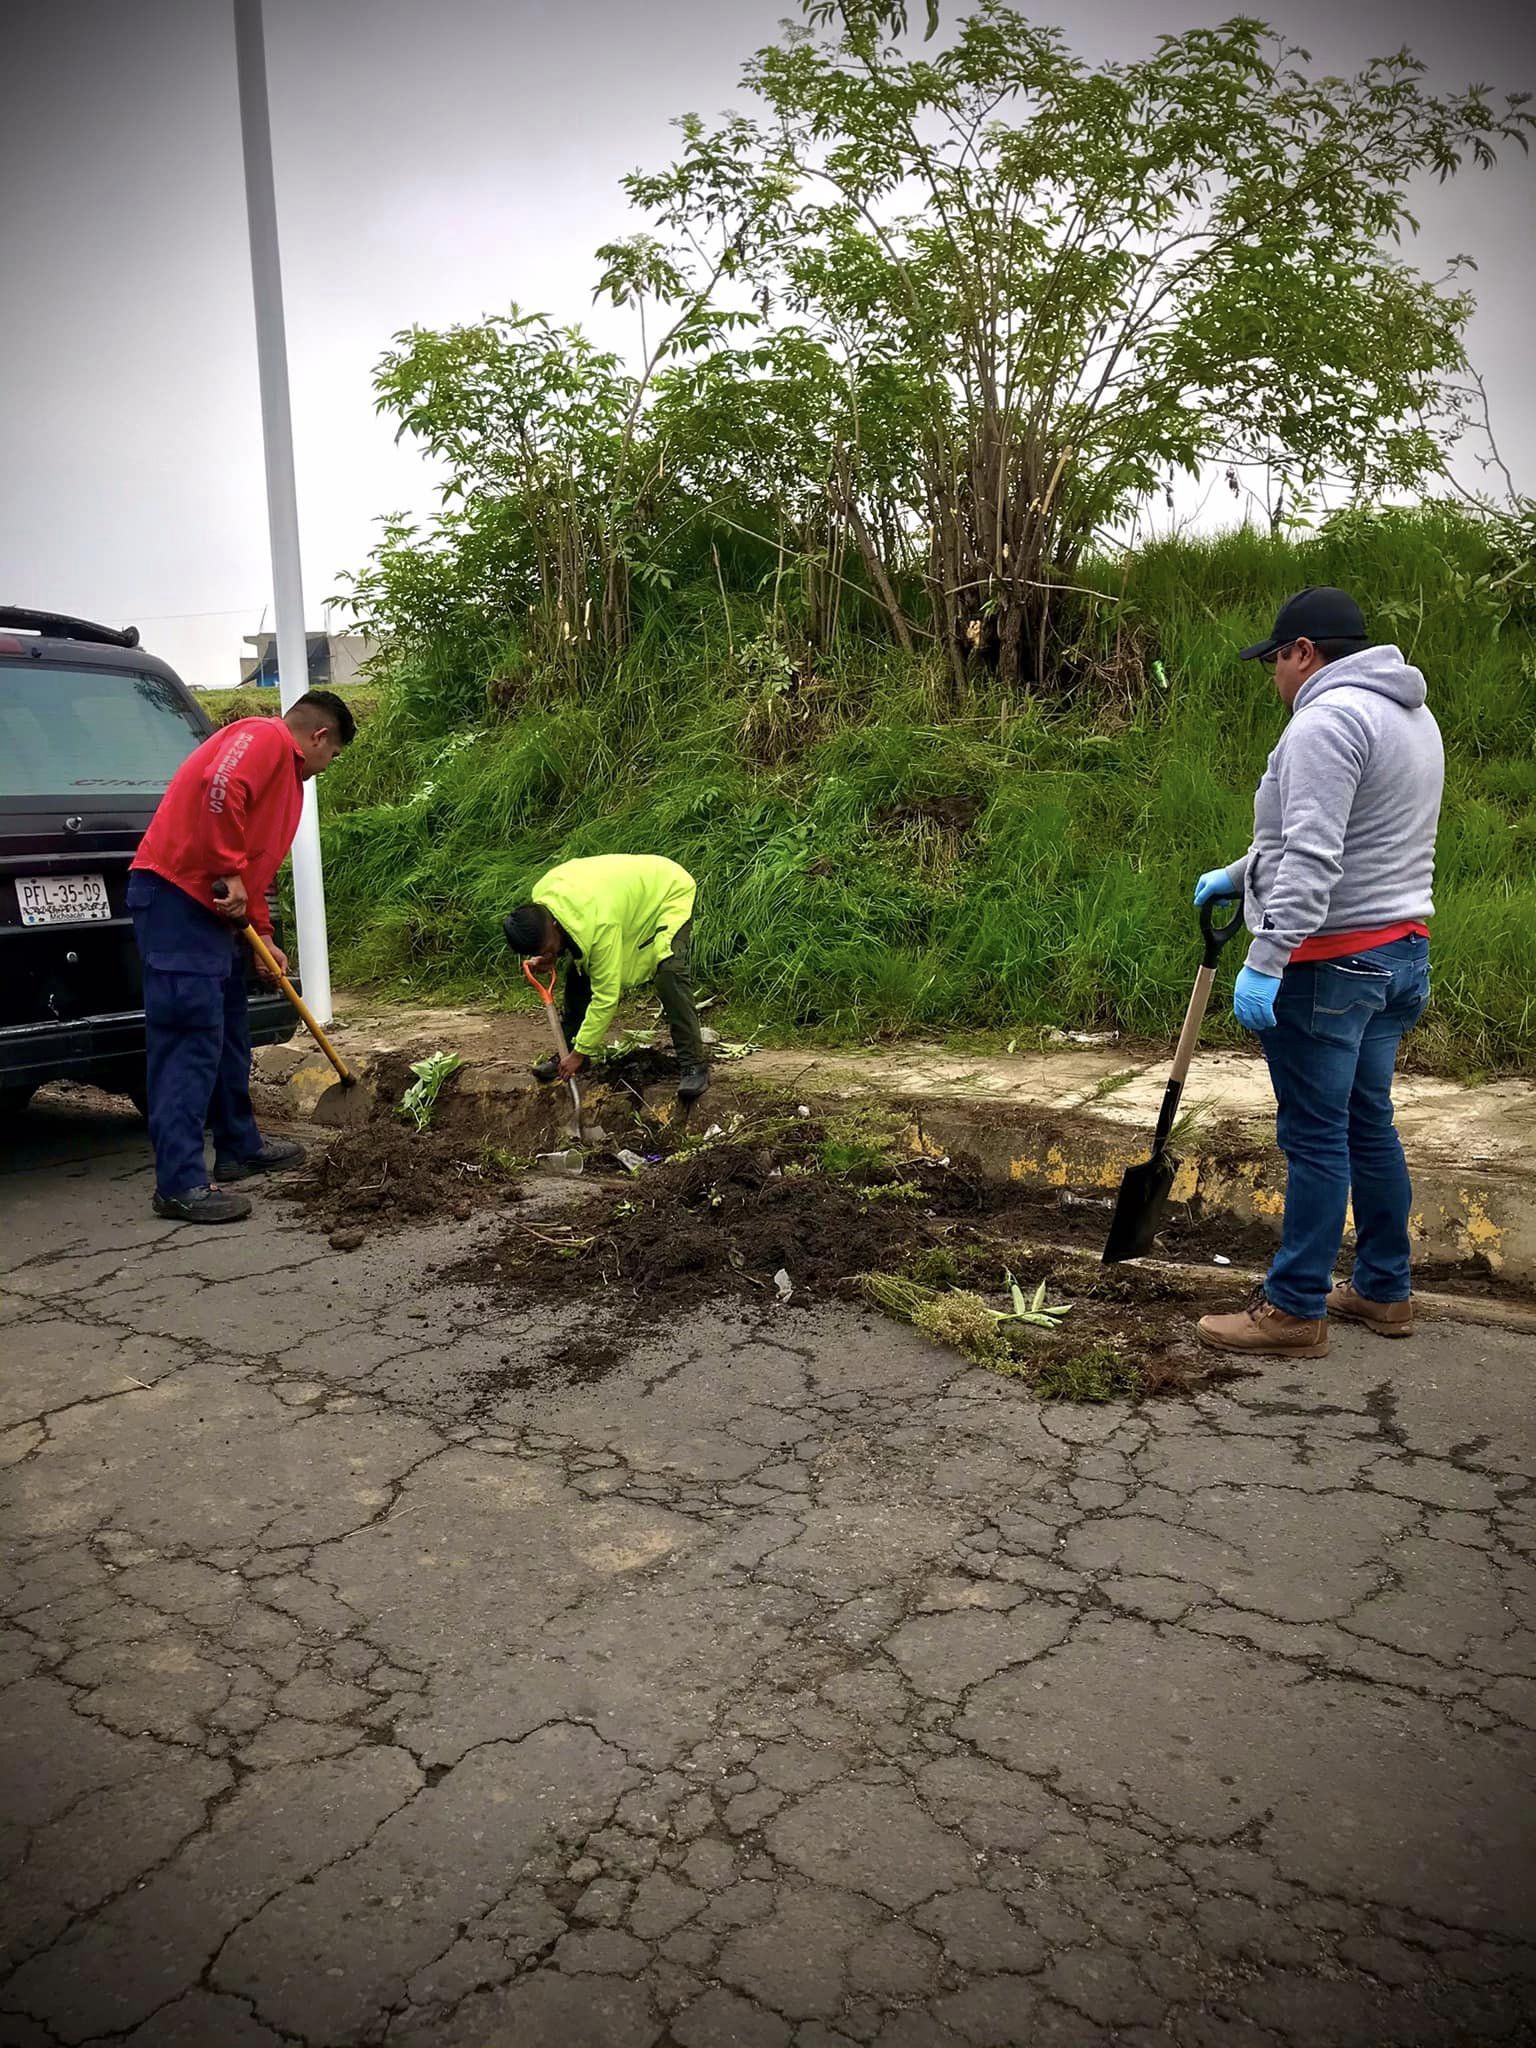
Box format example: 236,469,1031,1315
1102,1151,1178,1264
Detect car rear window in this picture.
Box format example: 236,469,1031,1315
0,664,204,796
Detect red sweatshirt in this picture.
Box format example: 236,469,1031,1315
131,717,304,936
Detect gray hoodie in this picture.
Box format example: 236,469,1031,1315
1224,644,1444,979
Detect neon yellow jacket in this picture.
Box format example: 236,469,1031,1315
535,855,697,1057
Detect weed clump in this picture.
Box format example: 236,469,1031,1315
1030,1345,1145,1402
912,1291,1011,1367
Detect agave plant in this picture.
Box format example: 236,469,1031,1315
1003,1270,1072,1330
860,1268,1072,1366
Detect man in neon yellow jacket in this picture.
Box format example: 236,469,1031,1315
503,854,708,1101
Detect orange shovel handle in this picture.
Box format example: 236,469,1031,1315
522,960,558,1007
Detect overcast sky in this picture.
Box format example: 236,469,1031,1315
3,0,1532,688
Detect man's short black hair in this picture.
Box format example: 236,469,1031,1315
292,689,356,746
1310,638,1366,665
503,903,553,955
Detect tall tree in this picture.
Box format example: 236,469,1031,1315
624,2,1530,686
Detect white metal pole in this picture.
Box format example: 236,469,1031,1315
232,0,333,1025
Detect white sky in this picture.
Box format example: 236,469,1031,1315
3,0,1532,688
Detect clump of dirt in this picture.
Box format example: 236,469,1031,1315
290,1113,524,1238
550,1332,624,1383
459,1330,624,1414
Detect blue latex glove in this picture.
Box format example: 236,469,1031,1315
1233,965,1281,1033
1194,868,1240,908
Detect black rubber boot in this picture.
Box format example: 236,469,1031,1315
677,1065,711,1103
153,1187,253,1225
531,1055,560,1085
213,1137,307,1181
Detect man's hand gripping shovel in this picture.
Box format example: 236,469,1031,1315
1101,897,1245,1263
211,881,365,1122
524,960,586,1139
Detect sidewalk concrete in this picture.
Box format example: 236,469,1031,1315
254,997,1536,1289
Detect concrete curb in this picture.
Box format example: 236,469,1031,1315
253,1033,1536,1290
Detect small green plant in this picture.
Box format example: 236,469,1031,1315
478,1141,526,1174
400,1051,463,1131
599,1029,656,1062
907,1245,963,1287
1167,1097,1217,1154
1004,1270,1073,1330
819,1134,892,1176
1090,1070,1138,1102
735,634,798,696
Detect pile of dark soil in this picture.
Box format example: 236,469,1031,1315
448,1115,1242,1398
290,1079,1530,1400
290,1113,524,1240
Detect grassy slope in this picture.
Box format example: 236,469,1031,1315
314,513,1536,1075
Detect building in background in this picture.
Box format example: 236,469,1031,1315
239,630,374,689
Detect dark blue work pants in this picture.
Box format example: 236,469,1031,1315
1258,936,1431,1320
127,872,263,1198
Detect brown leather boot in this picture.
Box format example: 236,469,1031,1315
1197,1288,1328,1358
1327,1283,1413,1338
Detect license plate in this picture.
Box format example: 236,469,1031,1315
17,873,112,926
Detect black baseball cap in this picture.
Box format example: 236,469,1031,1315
1239,586,1369,661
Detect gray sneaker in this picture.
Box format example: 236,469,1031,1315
213,1137,307,1181
153,1187,253,1225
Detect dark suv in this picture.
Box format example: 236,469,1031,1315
0,606,294,1118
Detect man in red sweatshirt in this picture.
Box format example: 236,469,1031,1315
128,690,354,1223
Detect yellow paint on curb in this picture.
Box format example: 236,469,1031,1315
1455,1192,1505,1266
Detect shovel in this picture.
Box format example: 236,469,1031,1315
1102,896,1245,1264
523,960,585,1135
211,882,357,1087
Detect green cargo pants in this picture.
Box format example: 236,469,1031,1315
561,919,706,1068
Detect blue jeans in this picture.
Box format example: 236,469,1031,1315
128,872,263,1198
1259,936,1430,1321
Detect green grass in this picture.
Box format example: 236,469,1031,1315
311,507,1536,1074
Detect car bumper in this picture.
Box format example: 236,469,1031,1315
0,990,296,1089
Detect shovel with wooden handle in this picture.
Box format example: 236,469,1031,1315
211,882,356,1086
1101,896,1245,1264
523,960,584,1129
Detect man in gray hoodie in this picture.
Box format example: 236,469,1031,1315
1194,587,1443,1358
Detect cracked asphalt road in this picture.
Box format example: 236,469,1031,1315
2,1094,1534,2048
